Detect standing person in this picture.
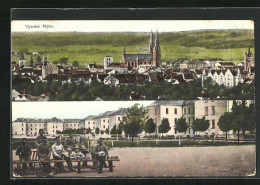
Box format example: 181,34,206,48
79,129,89,167
37,136,52,176
35,129,45,147
89,132,98,168
65,133,78,157
95,138,108,174
51,136,75,173
15,138,32,173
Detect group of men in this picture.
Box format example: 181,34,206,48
15,129,109,176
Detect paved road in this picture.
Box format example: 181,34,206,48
12,145,256,177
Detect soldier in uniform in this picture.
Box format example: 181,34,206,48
79,129,89,167
89,132,98,168
37,136,52,176
35,129,45,147
94,138,108,174
51,136,75,173
15,138,32,172
65,133,78,157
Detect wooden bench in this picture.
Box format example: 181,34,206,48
13,158,120,174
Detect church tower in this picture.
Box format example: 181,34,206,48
244,45,253,74
153,30,161,67
148,31,153,54
29,55,34,67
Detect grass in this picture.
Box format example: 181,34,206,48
11,30,254,65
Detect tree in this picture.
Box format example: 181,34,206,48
175,116,189,134
95,127,100,135
36,56,42,63
121,103,148,142
110,125,117,135
72,60,79,67
144,118,156,134
86,127,91,134
53,60,59,64
59,57,68,65
105,128,110,135
231,101,256,142
192,117,210,135
158,118,171,136
218,112,234,143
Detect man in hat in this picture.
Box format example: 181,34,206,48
51,136,75,173
79,129,89,167
37,136,52,176
15,138,32,172
65,133,78,157
89,132,98,168
35,129,45,147
94,138,108,174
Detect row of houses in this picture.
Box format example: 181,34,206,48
12,100,254,137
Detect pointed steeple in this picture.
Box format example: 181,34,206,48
30,55,34,67
155,30,159,49
20,53,25,60
149,31,153,49
248,45,252,56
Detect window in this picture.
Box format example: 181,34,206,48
212,120,215,129
31,124,32,127
184,108,186,115
53,126,54,128
31,128,32,131
175,118,177,124
56,126,58,128
212,106,215,115
103,126,105,128
166,108,168,114
74,124,76,126
88,122,90,125
118,117,120,121
205,107,208,116
103,120,105,122
66,124,68,127
93,122,95,125
188,108,190,114
22,124,23,126
53,130,54,133
35,128,37,131
175,108,177,114
39,124,41,127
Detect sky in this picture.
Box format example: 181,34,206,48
11,20,254,32
12,101,154,120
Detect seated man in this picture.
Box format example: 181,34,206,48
79,129,89,167
35,129,45,147
89,132,98,168
51,136,75,173
37,136,52,176
15,138,32,173
65,133,78,157
94,138,108,174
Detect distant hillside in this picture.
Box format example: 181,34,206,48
11,29,254,65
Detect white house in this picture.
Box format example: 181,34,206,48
104,74,119,86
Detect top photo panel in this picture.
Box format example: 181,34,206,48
11,20,255,101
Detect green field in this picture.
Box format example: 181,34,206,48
11,29,254,65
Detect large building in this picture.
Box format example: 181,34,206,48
121,31,161,69
146,100,195,135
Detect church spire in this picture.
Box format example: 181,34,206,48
248,45,252,56
149,31,153,49
155,30,160,49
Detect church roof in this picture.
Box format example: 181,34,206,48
123,54,153,61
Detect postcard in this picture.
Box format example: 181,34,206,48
10,17,256,178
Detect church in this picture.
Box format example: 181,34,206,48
120,31,161,69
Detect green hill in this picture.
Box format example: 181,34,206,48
11,30,254,65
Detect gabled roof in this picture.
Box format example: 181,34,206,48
123,54,153,61
108,108,127,116
84,115,96,120
63,119,81,123
147,100,194,107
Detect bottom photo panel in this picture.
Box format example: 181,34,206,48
11,100,256,178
